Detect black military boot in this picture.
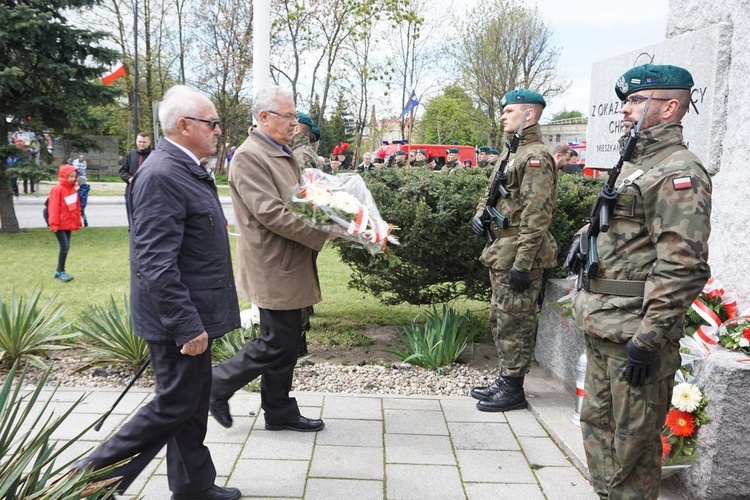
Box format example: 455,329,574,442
476,376,527,412
470,378,503,400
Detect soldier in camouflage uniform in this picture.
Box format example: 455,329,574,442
476,145,491,167
570,64,711,499
470,89,558,412
441,147,463,173
487,148,499,168
290,111,318,172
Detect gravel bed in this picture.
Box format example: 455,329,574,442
2,349,498,398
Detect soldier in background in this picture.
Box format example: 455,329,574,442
470,89,557,412
570,64,711,499
487,148,499,168
476,145,491,167
290,111,318,171
441,147,462,173
411,149,428,167
551,143,574,173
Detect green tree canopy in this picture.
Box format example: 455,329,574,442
549,109,585,122
0,0,120,233
421,85,489,146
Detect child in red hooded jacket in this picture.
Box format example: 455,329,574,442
48,164,81,282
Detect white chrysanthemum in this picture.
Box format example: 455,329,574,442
306,185,332,206
329,191,361,214
671,382,703,412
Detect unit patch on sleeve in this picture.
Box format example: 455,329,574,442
528,159,541,168
672,176,693,190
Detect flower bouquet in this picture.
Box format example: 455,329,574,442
684,277,741,354
716,316,750,354
288,168,399,254
660,381,710,478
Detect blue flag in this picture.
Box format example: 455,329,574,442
398,92,419,119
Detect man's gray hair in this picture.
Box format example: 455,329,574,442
159,85,211,135
252,86,295,120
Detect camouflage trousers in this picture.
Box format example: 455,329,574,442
581,335,674,500
488,268,544,377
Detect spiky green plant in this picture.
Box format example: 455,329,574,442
212,326,259,363
0,288,75,369
391,304,483,371
0,361,121,498
76,295,149,370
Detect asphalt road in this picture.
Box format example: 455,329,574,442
7,194,236,229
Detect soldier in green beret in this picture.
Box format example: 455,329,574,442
290,111,319,172
470,88,558,412
477,146,491,167
412,149,428,167
488,148,499,168
441,147,463,173
571,64,711,499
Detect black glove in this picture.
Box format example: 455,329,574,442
508,267,531,292
624,339,657,387
471,216,484,236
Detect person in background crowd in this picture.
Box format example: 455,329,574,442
552,144,575,173
48,164,81,282
441,147,462,173
463,159,473,168
477,146,491,167
226,146,236,167
488,148,500,168
470,89,557,413
412,149,428,167
570,63,711,500
392,150,407,167
77,175,90,227
119,132,152,227
72,153,87,177
210,85,333,434
74,85,242,500
7,152,20,197
357,151,373,171
372,157,385,168
290,111,318,171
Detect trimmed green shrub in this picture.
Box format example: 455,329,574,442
338,167,490,305
0,288,75,369
76,295,149,370
338,167,604,304
391,304,483,370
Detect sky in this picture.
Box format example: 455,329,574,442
434,0,671,119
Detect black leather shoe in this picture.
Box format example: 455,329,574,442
476,377,527,412
210,398,233,428
265,415,325,432
470,380,502,400
172,484,241,500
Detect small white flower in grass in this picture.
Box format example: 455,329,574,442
671,382,703,412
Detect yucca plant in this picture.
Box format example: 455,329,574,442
391,304,483,370
0,288,76,370
212,326,259,363
76,295,149,370
0,361,121,498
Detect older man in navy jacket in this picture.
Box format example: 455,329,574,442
77,85,242,500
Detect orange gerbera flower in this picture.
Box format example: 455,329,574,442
666,409,695,437
660,434,672,462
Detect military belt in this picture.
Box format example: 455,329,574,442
583,276,646,297
492,226,520,239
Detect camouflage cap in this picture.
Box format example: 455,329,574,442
296,111,315,128
446,147,459,154
477,146,491,153
501,89,546,108
489,149,499,155
615,64,694,101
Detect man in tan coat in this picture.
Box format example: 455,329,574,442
209,85,329,432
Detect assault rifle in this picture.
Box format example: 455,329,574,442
480,113,527,243
565,93,653,290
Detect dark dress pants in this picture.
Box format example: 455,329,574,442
85,341,216,494
212,308,302,424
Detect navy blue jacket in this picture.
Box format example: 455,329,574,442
129,138,240,345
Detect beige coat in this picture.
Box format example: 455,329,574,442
229,129,327,310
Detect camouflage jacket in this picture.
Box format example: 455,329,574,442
475,123,557,272
289,133,318,172
571,122,712,351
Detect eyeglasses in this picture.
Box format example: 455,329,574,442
266,110,299,122
621,95,674,107
184,117,222,130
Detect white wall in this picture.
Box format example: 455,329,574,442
667,0,750,308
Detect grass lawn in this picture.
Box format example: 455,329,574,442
0,227,485,346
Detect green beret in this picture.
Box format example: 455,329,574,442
478,146,490,153
501,89,546,108
446,147,459,154
296,111,315,128
615,64,694,101
310,124,321,141
489,149,499,155
394,150,406,156
416,149,426,156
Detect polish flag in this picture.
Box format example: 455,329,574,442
101,62,127,85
